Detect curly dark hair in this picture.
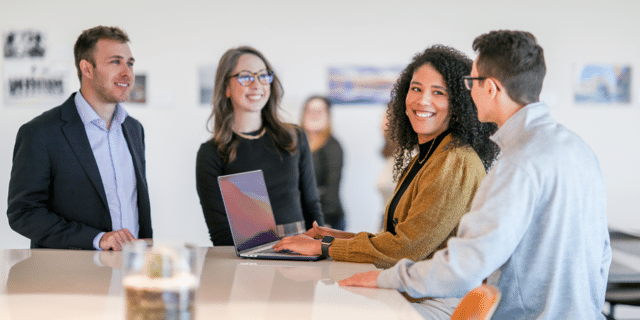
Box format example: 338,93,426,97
387,45,500,179
472,30,546,106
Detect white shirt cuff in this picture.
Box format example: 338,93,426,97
93,232,105,250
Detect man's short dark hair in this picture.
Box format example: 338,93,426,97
74,26,129,82
472,30,546,105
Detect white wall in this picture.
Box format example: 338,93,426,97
1,0,639,249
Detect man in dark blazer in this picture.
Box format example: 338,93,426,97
7,26,152,250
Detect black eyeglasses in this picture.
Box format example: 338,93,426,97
229,71,274,87
463,76,487,90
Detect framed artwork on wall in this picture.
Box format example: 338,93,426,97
3,29,69,108
328,66,402,105
129,74,147,104
199,64,215,107
4,29,45,59
574,64,631,105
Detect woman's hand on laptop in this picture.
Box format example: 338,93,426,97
304,221,356,240
273,234,322,256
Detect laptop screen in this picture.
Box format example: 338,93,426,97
218,170,279,252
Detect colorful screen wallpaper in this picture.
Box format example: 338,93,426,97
219,171,279,251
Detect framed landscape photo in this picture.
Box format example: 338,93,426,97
574,64,631,105
328,66,402,105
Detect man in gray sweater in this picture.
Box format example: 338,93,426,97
339,30,611,320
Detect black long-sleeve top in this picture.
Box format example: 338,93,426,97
196,127,324,246
312,136,345,220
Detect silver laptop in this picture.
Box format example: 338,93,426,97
218,170,323,261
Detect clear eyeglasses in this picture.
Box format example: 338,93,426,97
229,71,274,87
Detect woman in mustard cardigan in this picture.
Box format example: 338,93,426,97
274,45,499,269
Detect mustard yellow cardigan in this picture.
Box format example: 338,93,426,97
329,134,486,268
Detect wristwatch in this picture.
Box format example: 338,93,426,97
320,235,334,258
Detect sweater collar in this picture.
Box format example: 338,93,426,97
491,102,549,151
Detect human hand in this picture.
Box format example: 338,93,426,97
99,228,137,251
273,234,321,256
338,270,381,288
304,221,356,240
303,221,327,239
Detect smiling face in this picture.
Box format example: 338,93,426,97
226,53,271,115
83,39,135,108
405,63,451,144
302,98,330,133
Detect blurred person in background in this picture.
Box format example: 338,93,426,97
376,106,399,231
301,95,346,230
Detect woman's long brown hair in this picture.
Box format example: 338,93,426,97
206,46,297,163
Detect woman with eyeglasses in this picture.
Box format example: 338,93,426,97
274,45,499,307
196,46,324,246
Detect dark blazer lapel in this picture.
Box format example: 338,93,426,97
122,118,146,191
122,117,152,238
59,94,109,209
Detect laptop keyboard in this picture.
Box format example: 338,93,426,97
255,247,301,255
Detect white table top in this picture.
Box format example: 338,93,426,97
0,246,423,320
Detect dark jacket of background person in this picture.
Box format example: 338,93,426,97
312,135,345,225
